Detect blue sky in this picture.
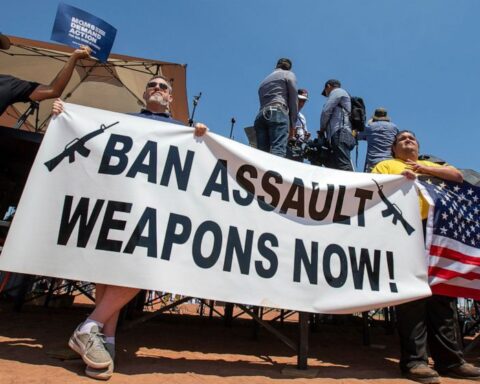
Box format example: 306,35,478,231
2,0,479,170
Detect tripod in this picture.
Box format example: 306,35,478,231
188,92,202,127
13,101,39,131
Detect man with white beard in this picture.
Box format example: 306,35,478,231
52,74,207,380
129,74,197,125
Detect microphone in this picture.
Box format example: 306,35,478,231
229,117,236,139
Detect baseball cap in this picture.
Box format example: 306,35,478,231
321,79,341,96
298,89,309,100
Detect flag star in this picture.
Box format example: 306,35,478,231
460,193,466,201
466,229,471,237
440,227,448,235
441,199,447,206
469,200,473,207
472,239,477,246
477,233,480,240
449,222,454,229
426,178,433,185
454,185,461,192
467,188,474,196
472,225,477,233
473,195,479,203
454,231,459,238
449,207,455,215
474,207,479,215
462,235,466,242
439,182,447,189
454,217,459,224
441,212,448,220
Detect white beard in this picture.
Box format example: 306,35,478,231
149,94,170,107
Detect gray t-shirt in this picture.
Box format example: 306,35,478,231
320,87,351,140
258,69,298,128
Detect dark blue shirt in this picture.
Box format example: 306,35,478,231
129,109,185,126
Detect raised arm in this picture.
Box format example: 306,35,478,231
29,45,91,101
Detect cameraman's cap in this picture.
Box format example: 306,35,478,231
0,33,11,50
298,89,309,100
321,79,341,96
372,107,390,122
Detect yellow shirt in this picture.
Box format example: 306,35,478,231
371,158,442,219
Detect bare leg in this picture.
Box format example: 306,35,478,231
89,285,140,329
70,284,137,370
103,311,120,337
95,283,106,303
94,284,120,337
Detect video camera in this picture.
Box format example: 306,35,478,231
288,131,331,166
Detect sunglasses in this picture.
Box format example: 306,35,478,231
146,81,169,90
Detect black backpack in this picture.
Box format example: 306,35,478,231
349,96,366,132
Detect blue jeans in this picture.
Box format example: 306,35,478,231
326,128,355,171
254,106,289,157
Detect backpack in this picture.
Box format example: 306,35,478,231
349,96,366,132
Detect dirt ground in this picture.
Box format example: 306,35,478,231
0,299,479,384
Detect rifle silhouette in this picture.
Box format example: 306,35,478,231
44,121,119,172
373,179,415,235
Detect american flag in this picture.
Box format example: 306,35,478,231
418,176,480,299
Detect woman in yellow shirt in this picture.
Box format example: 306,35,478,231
372,131,479,383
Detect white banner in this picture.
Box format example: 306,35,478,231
0,104,431,313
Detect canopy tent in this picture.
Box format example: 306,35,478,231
0,35,189,132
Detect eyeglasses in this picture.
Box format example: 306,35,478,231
146,81,169,90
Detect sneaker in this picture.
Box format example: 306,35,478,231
439,362,480,380
68,324,112,369
85,343,115,381
403,362,440,384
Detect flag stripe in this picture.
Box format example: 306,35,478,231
430,245,480,266
428,266,480,281
430,275,480,290
429,255,480,274
431,283,480,300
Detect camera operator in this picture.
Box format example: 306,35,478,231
319,79,356,171
287,88,310,162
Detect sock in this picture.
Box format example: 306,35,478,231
78,318,104,334
105,337,115,345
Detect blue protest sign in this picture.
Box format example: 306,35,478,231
51,3,117,62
